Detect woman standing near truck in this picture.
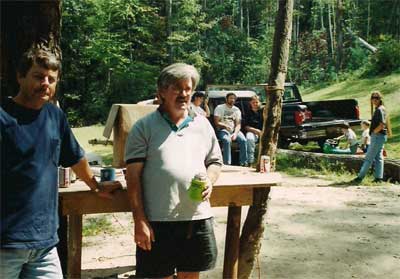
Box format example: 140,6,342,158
352,91,392,183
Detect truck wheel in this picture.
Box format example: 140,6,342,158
278,138,290,149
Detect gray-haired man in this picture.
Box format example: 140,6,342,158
125,63,222,279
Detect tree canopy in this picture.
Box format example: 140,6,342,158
56,0,400,125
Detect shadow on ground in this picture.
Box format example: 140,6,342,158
82,265,135,279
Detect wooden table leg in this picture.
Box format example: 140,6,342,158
57,212,68,276
68,215,83,279
223,206,242,279
57,214,83,279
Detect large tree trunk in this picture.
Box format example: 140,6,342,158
1,0,62,99
238,0,294,278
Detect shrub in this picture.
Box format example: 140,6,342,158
363,37,400,76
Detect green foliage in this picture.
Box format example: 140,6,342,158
346,46,369,71
61,0,163,125
290,30,332,86
276,153,348,176
363,37,400,76
60,0,399,125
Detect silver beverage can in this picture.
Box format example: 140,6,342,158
260,155,271,173
58,167,71,188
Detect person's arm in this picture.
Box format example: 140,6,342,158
204,98,210,117
373,122,385,134
71,158,121,199
335,134,345,141
214,115,232,132
245,125,261,136
126,162,155,251
231,119,241,140
202,163,222,200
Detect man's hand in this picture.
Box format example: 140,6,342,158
202,177,213,200
96,181,122,199
134,218,155,251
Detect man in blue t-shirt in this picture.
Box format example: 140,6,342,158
0,46,120,278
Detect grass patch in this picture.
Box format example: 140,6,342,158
276,153,349,177
83,214,115,237
72,125,113,166
302,72,400,159
275,153,394,186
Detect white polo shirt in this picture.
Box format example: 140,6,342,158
125,110,222,221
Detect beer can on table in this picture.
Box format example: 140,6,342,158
58,167,71,188
260,155,271,173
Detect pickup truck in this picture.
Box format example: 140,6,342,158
206,83,361,149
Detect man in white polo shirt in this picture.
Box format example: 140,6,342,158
124,63,222,279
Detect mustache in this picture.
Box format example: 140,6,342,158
34,87,48,94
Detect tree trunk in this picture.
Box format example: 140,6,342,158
239,0,243,31
238,0,294,278
346,27,377,53
166,0,173,63
246,0,250,37
366,0,370,40
1,0,62,99
320,2,325,30
327,2,335,60
335,0,344,73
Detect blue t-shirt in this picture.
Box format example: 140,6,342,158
1,99,84,249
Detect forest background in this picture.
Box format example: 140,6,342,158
56,0,400,126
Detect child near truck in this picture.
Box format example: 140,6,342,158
323,122,359,155
360,120,371,153
333,122,358,154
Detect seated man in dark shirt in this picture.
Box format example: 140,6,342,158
244,95,264,164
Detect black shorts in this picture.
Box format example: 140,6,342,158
135,217,217,278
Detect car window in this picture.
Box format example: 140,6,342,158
283,87,297,102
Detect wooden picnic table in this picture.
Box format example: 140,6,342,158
57,165,282,279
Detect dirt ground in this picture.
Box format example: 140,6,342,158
81,175,400,279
